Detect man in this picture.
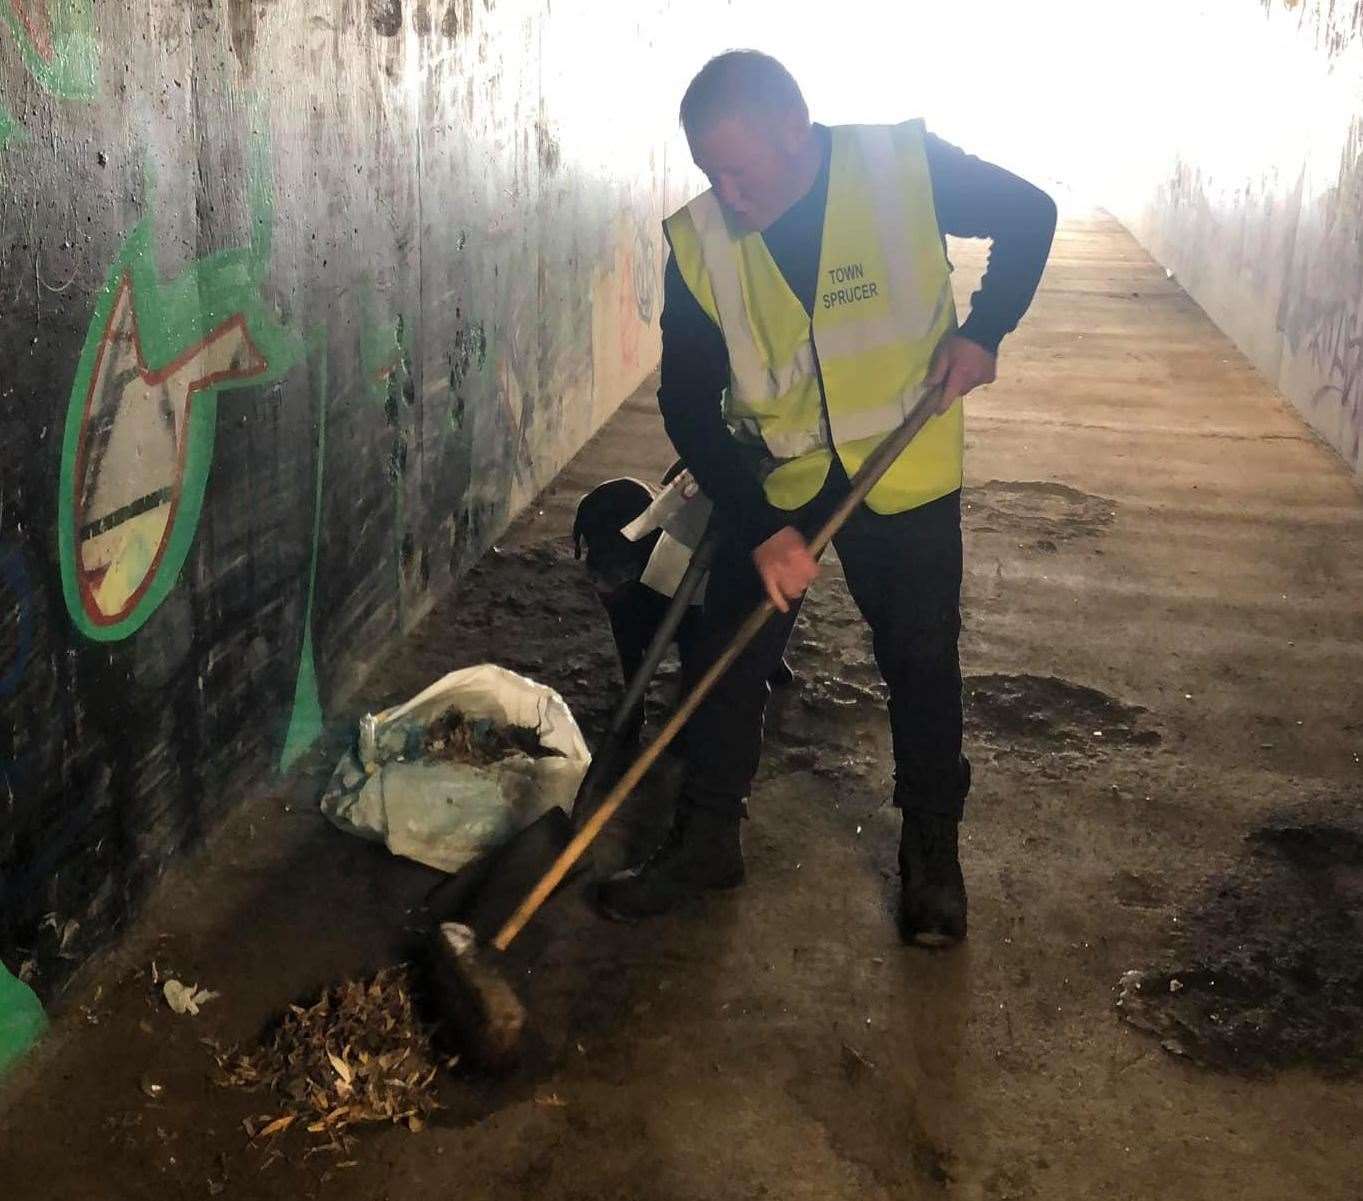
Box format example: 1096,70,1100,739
598,51,1056,946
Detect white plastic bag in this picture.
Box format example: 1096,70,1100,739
320,665,590,873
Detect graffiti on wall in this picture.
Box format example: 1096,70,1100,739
0,0,98,148
632,216,661,324
1259,0,1363,62
1279,115,1363,468
58,161,303,641
1294,294,1363,467
279,327,329,774
1,0,681,1026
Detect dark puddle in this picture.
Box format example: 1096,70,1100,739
965,672,1160,749
1116,803,1363,1075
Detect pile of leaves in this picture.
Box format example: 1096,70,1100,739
212,966,445,1152
423,709,561,765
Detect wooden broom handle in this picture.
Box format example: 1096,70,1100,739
493,386,946,950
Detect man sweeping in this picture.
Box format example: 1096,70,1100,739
598,50,1056,945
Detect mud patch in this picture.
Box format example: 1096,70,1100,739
799,671,886,710
963,480,1116,548
1116,803,1363,1075
396,543,620,741
965,673,1160,749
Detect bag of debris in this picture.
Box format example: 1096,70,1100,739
320,665,591,873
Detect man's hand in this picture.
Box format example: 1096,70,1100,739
924,335,997,415
753,526,819,614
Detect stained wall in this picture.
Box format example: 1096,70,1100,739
0,0,704,1001
1090,0,1363,475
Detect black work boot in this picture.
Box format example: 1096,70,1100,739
597,805,744,922
898,813,967,947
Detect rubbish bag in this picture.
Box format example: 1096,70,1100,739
320,665,591,873
0,962,45,1077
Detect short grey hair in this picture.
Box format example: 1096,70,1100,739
679,51,809,138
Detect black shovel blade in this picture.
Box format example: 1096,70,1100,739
424,806,587,941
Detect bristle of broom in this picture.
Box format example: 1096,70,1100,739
431,922,526,1072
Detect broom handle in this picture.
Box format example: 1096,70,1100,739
493,385,945,951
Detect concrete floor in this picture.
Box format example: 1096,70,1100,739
3,205,1362,1200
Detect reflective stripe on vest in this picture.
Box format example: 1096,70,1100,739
665,120,962,514
688,190,820,419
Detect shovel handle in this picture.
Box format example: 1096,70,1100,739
570,530,718,820
492,385,946,951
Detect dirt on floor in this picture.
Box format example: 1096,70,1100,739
1117,798,1363,1075
3,209,1363,1201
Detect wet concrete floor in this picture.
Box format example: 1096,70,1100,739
3,204,1363,1199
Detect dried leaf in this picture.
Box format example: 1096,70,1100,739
257,1114,296,1139
212,965,441,1151
327,1052,353,1086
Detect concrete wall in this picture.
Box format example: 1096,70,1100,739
1092,0,1363,476
0,1,701,1000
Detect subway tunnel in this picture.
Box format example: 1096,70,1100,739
1,2,1361,1197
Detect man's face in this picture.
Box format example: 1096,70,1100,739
688,111,807,233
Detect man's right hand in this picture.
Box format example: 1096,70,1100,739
753,526,819,613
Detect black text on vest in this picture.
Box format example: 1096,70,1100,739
822,262,879,310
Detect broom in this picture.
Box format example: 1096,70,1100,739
433,385,947,1070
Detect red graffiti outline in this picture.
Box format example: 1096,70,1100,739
71,273,267,627
9,0,54,62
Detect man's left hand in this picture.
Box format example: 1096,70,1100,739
924,335,997,415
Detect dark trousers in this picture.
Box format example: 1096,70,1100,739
681,484,970,821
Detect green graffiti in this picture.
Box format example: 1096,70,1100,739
280,327,328,773
0,100,18,149
1,0,98,100
58,156,303,642
0,960,46,1077
0,1,98,149
280,623,323,772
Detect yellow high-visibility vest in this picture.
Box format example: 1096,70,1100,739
665,120,961,514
